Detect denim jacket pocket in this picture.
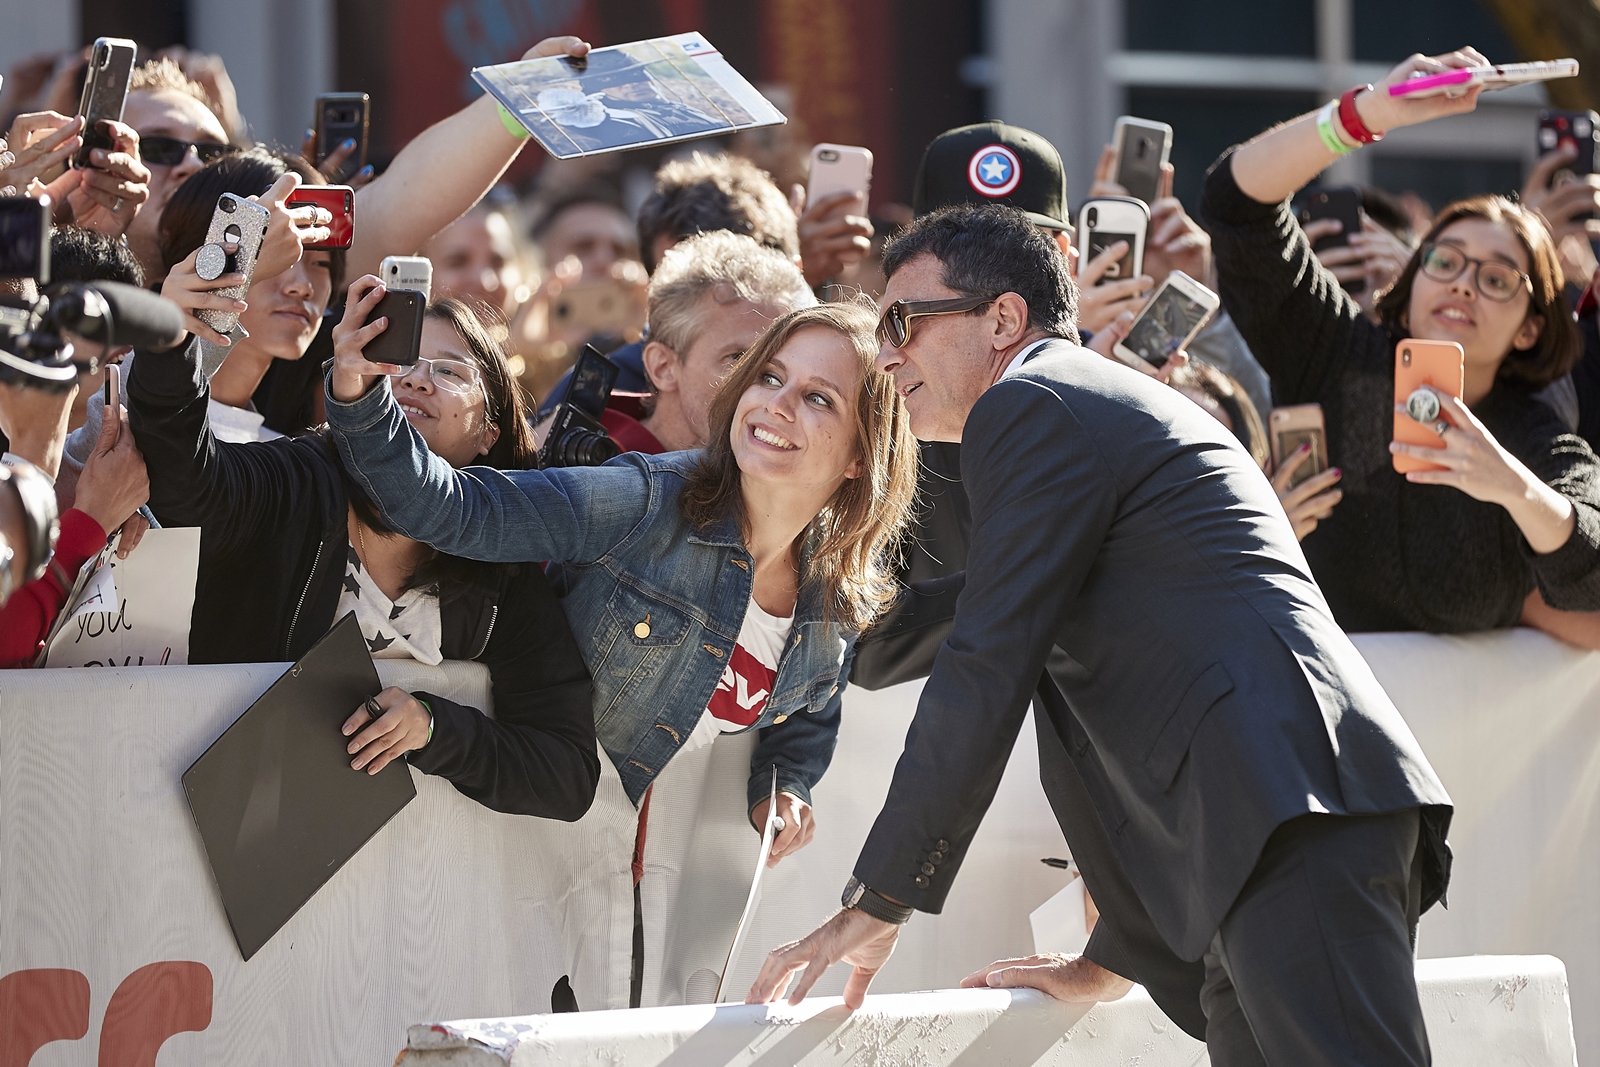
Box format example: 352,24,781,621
606,581,694,647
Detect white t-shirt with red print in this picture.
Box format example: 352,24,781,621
681,596,794,754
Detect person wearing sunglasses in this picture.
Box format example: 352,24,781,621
120,58,239,284
128,264,601,821
1203,45,1600,649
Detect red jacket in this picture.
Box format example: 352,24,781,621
0,508,107,668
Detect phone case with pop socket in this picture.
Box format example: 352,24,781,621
195,194,271,336
1392,339,1464,473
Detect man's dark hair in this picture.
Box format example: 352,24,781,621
48,226,145,287
634,153,798,272
882,204,1079,343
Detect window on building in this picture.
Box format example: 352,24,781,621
1126,0,1315,57
1369,155,1523,216
1351,0,1518,64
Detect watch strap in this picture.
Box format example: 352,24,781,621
842,875,914,925
1338,85,1383,144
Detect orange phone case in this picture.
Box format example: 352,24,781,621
1392,338,1465,473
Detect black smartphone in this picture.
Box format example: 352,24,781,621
0,197,51,281
364,289,426,368
1538,109,1600,219
1297,186,1363,251
74,38,137,169
314,93,371,182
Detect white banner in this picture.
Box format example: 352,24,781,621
43,527,200,668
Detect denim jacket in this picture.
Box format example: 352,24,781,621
327,378,853,811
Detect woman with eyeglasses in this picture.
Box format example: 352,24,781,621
325,290,917,870
126,261,601,821
1200,46,1600,642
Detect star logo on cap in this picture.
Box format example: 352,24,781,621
967,144,1021,197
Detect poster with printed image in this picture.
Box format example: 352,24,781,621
43,527,200,669
472,32,785,159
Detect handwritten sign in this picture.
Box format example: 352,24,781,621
44,528,201,668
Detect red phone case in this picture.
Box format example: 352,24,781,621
286,185,354,251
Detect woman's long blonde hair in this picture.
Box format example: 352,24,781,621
679,297,918,630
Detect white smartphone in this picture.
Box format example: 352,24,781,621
1113,270,1219,370
806,144,873,210
1111,116,1173,205
379,255,432,302
1075,197,1148,284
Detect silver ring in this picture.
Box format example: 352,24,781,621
1433,419,1450,436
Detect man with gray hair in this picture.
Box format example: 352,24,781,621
606,230,813,455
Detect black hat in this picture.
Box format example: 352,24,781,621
912,122,1071,231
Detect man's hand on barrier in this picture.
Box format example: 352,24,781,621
344,686,432,773
960,953,1134,1003
751,790,814,867
747,906,900,1009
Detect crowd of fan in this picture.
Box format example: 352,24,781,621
2,36,1600,832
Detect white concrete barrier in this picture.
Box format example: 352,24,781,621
399,956,1578,1067
1,628,1597,1065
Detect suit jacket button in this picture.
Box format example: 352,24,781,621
915,875,930,888
773,714,789,724
929,851,944,863
936,839,950,851
920,862,936,875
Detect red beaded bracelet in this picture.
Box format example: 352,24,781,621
1338,85,1383,145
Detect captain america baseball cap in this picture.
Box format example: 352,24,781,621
912,122,1072,232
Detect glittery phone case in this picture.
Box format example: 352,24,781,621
196,194,271,336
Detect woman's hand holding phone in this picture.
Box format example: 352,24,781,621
1391,387,1577,554
249,172,333,280
1271,446,1343,540
1076,245,1154,332
1356,49,1492,138
1305,216,1412,295
160,246,248,348
792,187,873,287
330,276,398,402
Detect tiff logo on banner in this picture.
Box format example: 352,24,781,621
0,962,212,1067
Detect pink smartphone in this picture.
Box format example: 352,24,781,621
1388,59,1578,99
806,144,873,210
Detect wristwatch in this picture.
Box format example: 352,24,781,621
842,875,915,925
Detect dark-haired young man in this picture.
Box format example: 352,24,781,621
749,203,1453,1067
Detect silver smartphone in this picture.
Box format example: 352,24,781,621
196,193,270,336
1113,270,1219,370
73,38,137,170
1111,116,1173,205
379,256,432,302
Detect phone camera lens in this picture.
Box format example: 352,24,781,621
819,149,838,162
1086,208,1098,227
221,198,236,213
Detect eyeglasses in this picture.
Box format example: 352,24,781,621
1418,242,1533,304
140,136,239,167
875,295,995,348
388,356,485,397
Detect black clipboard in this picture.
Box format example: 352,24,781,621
182,612,416,959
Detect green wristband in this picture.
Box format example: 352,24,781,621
1316,101,1355,157
497,103,529,140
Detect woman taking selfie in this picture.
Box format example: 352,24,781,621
325,286,917,862
1202,46,1600,642
128,259,599,820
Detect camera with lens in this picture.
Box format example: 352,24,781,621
0,196,185,392
538,344,621,468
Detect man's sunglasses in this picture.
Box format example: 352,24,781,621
875,295,995,348
140,136,239,167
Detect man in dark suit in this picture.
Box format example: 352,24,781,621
747,204,1453,1066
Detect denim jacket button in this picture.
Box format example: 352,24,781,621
634,621,651,639
773,714,789,724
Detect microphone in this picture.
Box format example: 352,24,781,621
46,280,186,351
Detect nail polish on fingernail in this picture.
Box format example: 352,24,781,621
1330,468,1341,476
342,139,356,150
305,128,315,140
357,165,373,178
